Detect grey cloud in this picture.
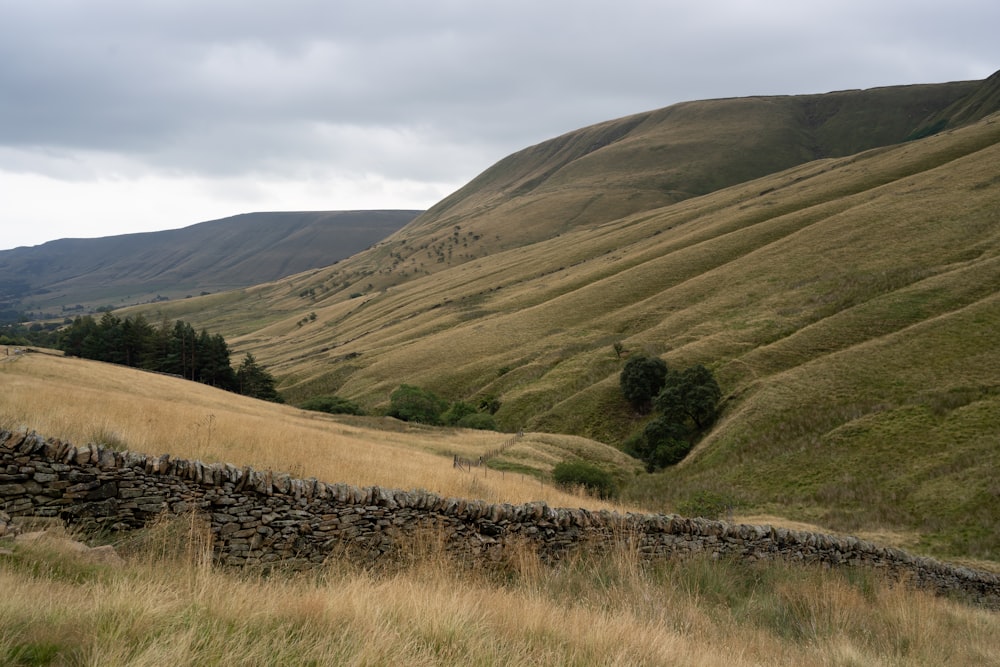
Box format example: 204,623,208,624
0,0,997,186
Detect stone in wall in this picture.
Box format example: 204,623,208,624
1,428,999,608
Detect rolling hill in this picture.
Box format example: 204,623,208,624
125,71,1000,560
0,209,419,320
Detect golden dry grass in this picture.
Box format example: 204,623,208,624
114,111,1000,562
0,351,635,511
1,514,998,666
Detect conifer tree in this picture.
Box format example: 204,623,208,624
236,352,283,402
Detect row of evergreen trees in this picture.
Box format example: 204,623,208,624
58,313,282,402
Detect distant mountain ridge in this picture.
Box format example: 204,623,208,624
0,210,419,319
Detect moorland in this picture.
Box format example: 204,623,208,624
3,70,1000,665
127,71,1000,562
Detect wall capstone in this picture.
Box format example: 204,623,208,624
2,428,998,608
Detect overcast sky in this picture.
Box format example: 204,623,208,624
2,0,997,250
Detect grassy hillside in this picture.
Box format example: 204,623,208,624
0,351,639,509
122,75,1000,561
0,210,418,317
3,352,1000,665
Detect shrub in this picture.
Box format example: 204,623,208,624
388,384,448,425
621,431,646,460
442,401,478,426
455,412,498,431
676,490,742,520
552,461,617,499
299,395,365,416
478,395,501,415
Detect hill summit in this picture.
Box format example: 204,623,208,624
131,71,1000,560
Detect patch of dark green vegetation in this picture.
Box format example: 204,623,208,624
299,395,366,416
618,356,722,471
387,385,499,431
552,460,618,499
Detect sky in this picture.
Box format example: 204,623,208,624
2,1,998,251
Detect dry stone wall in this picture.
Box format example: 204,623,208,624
2,428,999,607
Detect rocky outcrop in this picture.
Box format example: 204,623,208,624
2,428,998,607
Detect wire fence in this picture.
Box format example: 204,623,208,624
452,430,523,472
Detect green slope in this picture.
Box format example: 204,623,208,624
128,73,1000,560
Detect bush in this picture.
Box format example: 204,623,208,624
455,412,498,431
299,395,365,416
388,384,448,425
442,401,478,426
478,395,501,415
621,431,646,460
552,461,617,499
676,490,741,520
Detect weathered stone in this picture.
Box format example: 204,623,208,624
74,445,93,465
86,481,118,500
98,448,117,469
3,429,999,609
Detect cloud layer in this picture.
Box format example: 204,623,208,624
2,0,997,248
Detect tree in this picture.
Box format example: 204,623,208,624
57,314,247,397
641,417,693,470
655,364,722,429
164,320,198,379
388,384,448,424
95,312,125,364
198,332,237,391
621,363,723,471
58,315,97,358
236,353,283,403
121,314,154,368
619,355,668,413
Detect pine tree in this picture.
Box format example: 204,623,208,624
236,353,283,402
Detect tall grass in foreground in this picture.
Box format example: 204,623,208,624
1,515,997,667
